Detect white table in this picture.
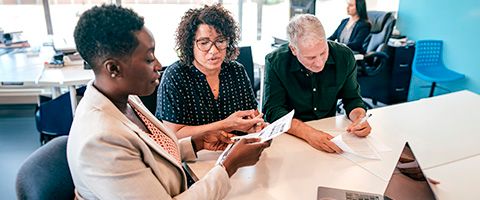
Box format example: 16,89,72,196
366,90,480,169
190,117,405,199
0,46,94,113
187,90,480,200
424,154,480,199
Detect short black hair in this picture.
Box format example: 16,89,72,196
175,4,240,66
74,4,144,70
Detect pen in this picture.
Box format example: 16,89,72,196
358,113,372,124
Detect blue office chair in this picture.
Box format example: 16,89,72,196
16,136,75,200
36,86,86,144
412,40,465,97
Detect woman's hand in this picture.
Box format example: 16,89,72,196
203,131,235,151
221,138,271,177
245,110,267,133
192,131,234,152
222,110,264,133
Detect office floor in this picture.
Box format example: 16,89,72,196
0,105,39,200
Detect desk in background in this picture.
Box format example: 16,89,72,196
187,90,480,200
0,46,93,113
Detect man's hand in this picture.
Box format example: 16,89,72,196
346,117,371,137
304,129,343,153
347,108,372,137
287,119,342,153
223,110,265,133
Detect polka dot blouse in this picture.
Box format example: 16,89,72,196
155,61,257,126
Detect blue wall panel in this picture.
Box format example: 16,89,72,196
397,0,480,100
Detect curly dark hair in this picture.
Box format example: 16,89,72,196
175,4,240,66
74,4,144,71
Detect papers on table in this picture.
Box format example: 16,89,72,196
331,133,392,181
216,143,234,165
217,110,294,165
331,133,381,160
232,110,294,143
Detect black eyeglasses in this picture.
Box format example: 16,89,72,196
195,37,228,52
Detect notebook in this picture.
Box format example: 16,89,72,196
317,142,436,200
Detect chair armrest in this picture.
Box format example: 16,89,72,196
359,51,390,76
364,51,389,60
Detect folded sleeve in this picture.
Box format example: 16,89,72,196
178,137,197,162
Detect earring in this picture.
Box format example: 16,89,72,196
111,73,116,78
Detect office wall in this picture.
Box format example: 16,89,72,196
397,0,480,100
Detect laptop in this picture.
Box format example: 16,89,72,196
317,142,436,200
53,36,76,54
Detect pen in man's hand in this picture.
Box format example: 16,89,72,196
358,113,372,124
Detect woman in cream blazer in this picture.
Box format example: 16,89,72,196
67,4,269,200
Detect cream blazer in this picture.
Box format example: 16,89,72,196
67,81,231,199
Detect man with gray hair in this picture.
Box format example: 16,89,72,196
262,14,371,153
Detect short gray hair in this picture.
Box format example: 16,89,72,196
287,14,326,48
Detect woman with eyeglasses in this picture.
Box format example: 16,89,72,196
156,4,266,139
68,4,270,199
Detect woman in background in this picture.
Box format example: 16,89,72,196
156,4,265,139
68,4,269,199
328,0,371,53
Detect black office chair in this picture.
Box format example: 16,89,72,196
237,46,260,98
289,0,316,18
35,86,86,144
356,11,396,106
16,135,75,200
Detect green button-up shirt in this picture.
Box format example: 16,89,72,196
262,41,366,122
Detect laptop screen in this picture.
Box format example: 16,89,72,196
317,142,436,200
383,142,436,199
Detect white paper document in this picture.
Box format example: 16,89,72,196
232,110,294,143
215,143,234,165
331,133,381,160
218,110,294,165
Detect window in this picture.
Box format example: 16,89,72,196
0,1,47,42
49,0,112,39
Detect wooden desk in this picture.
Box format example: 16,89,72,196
187,90,479,200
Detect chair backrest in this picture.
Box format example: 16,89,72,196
237,46,255,90
36,91,74,137
16,136,75,200
364,11,396,53
413,40,444,68
290,0,316,18
35,86,86,144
